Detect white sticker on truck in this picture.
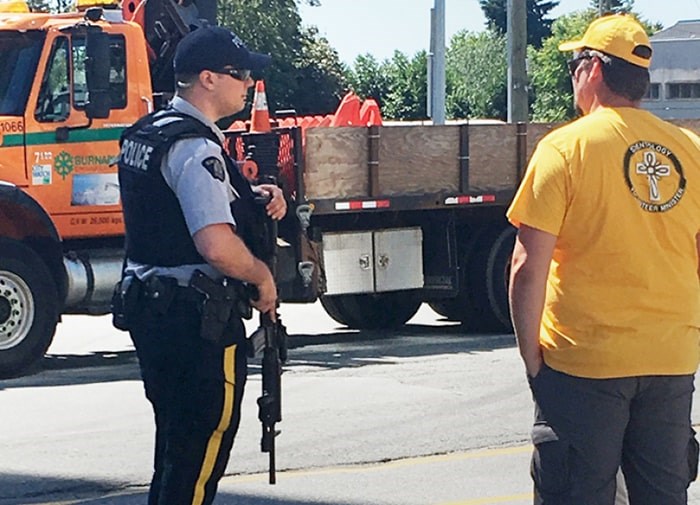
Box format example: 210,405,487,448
32,164,52,185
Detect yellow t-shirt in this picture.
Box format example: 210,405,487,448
507,107,700,379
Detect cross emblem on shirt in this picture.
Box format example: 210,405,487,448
636,150,671,202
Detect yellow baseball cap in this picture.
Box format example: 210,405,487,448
558,14,652,68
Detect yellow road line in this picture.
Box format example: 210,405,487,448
39,445,534,504
435,493,533,505
226,443,532,483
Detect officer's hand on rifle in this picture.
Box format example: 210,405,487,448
252,269,278,321
253,184,287,221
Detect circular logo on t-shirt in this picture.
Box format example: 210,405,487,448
623,140,686,213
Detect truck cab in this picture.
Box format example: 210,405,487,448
0,0,157,377
1,8,151,238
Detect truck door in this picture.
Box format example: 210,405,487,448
0,31,43,187
23,31,127,239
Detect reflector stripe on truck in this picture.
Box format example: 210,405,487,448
335,199,391,211
444,195,497,205
1,127,125,147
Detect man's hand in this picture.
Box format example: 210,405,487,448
254,184,287,221
524,352,544,379
194,224,277,316
252,270,278,320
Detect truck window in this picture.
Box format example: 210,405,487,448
0,31,44,116
35,36,70,123
72,35,127,111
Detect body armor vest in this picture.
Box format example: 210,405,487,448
118,108,260,266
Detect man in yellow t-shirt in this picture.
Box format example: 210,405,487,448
507,14,700,505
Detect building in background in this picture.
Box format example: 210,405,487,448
642,19,700,119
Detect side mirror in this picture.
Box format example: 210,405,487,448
84,28,111,119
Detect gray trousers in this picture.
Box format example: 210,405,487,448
528,364,698,505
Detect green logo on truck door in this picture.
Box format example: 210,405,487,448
54,151,74,179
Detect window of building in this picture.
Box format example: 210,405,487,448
666,82,700,100
643,83,660,100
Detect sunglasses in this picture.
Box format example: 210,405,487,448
217,67,252,82
566,54,592,76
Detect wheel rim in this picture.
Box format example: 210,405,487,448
0,270,34,351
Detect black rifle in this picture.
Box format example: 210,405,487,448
248,183,288,485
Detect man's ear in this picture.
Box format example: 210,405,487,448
589,58,605,82
199,70,217,90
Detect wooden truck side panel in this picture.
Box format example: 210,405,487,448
303,120,700,205
305,123,521,201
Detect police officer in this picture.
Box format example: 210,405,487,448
116,26,286,505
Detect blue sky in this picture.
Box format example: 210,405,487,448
298,0,700,64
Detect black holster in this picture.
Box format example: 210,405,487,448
111,275,141,331
189,270,252,344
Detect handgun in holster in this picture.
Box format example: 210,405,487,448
111,275,141,331
189,270,252,344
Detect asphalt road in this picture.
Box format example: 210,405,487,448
1,302,699,505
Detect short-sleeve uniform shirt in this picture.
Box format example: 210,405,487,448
126,97,238,284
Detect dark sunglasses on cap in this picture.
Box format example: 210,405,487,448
217,67,252,81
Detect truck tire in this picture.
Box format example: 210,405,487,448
319,294,349,326
320,292,421,330
427,227,487,326
0,240,59,378
428,301,457,320
429,225,515,333
483,226,516,331
465,226,516,333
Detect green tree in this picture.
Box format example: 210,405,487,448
217,0,344,115
55,0,73,13
346,54,391,109
218,0,303,113
587,1,662,30
381,51,428,120
293,26,347,114
589,0,634,15
347,31,509,121
529,10,594,121
446,29,507,119
27,0,50,11
479,0,560,48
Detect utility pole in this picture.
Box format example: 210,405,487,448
427,0,446,125
507,0,528,123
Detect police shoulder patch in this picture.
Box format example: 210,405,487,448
202,156,225,182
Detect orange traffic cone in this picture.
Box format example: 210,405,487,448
250,80,271,133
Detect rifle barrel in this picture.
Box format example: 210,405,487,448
269,436,276,484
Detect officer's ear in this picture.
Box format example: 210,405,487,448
199,70,218,91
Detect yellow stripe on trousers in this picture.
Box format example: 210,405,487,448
192,344,237,505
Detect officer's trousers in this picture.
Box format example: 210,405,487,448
528,363,698,505
129,294,247,505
